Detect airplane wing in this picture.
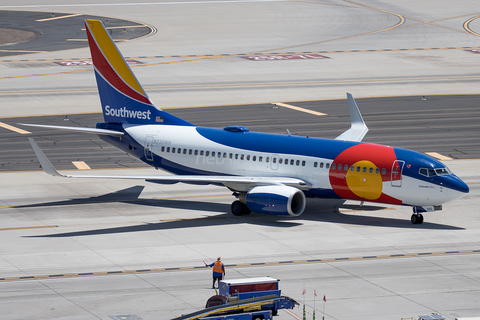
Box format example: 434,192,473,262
28,138,311,190
335,93,369,142
19,124,124,137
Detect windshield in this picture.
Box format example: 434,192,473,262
419,167,451,177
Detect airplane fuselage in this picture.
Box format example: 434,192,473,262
98,123,469,208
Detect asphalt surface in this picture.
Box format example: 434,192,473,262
1,94,479,172
0,10,154,57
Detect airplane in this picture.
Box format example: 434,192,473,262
22,19,469,225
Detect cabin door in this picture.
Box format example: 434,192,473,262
144,136,154,161
391,160,405,187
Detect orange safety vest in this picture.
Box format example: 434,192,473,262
212,261,224,274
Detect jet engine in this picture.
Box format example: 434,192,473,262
245,185,306,217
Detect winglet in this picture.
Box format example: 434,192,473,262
28,138,67,177
335,93,369,142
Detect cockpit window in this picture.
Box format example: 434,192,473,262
419,167,451,177
435,168,451,175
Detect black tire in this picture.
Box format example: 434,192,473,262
411,214,418,224
417,213,424,224
272,309,278,316
231,200,244,216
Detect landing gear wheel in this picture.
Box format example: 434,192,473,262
231,201,251,216
231,201,244,216
411,213,424,224
417,213,424,224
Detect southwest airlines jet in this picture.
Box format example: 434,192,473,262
24,20,469,225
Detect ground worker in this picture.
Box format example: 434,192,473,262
207,257,225,289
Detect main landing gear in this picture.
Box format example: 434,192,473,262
231,200,251,216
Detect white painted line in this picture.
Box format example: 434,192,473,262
425,152,453,161
36,14,82,22
272,102,327,116
0,122,31,134
72,161,91,170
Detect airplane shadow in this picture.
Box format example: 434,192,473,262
21,186,463,238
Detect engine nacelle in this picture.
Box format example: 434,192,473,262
245,185,306,217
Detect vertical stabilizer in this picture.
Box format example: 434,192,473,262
84,19,193,126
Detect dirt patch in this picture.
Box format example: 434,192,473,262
0,27,41,46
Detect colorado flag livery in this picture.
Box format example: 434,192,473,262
25,19,469,225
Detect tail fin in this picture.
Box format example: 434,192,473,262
85,19,192,126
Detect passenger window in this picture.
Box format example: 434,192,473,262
161,146,165,152
296,160,300,166
382,168,386,175
302,160,305,166
350,166,354,171
172,147,176,153
332,163,336,170
363,167,367,173
229,153,233,159
189,149,193,155
206,151,210,156
241,154,244,160
291,159,295,165
279,158,283,164
338,164,342,170
344,165,348,171
369,167,373,173
247,155,250,161
235,154,239,159
223,153,227,158
183,149,187,154
320,162,324,168
194,150,198,155
357,166,360,172
285,158,288,164
211,151,215,157
253,156,256,161
259,156,263,162
326,163,330,169
314,162,318,168
376,168,379,174
266,157,270,163
166,147,170,152
200,150,204,156
272,158,276,163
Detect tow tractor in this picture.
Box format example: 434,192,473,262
172,277,298,320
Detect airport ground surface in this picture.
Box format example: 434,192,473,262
1,1,480,319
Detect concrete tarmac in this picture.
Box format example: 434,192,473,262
1,1,480,320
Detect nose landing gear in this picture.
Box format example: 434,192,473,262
411,213,424,224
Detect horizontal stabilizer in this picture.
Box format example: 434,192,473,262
335,93,369,142
20,124,124,136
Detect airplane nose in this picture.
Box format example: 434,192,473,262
442,174,469,200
